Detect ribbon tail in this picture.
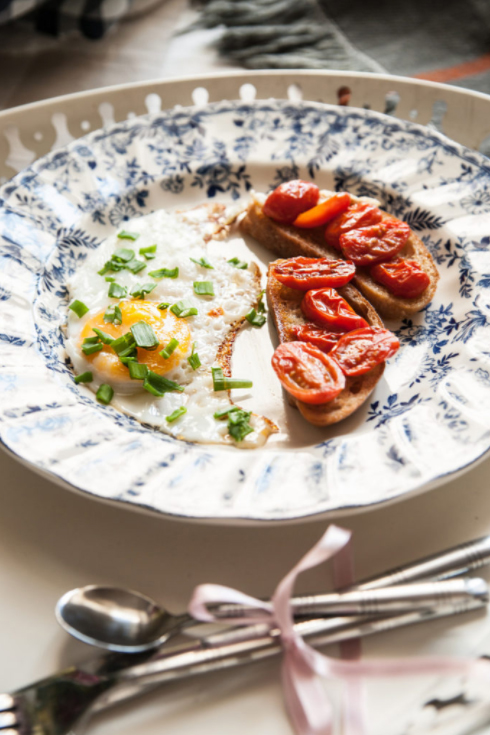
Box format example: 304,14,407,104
282,649,335,735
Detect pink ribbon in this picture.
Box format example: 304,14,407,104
188,525,490,735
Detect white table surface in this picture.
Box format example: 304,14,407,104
3,2,490,732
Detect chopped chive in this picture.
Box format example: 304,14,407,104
98,263,111,276
214,406,241,419
92,328,114,345
74,371,93,384
111,332,136,358
160,338,179,359
157,302,170,311
130,282,157,299
166,406,187,423
108,282,127,299
104,304,122,325
83,336,100,345
211,367,252,391
143,370,184,397
190,256,213,269
170,300,198,318
228,257,248,270
126,259,147,274
96,384,114,404
120,355,137,365
187,343,201,371
140,244,157,260
113,248,135,263
130,321,159,350
148,267,179,279
105,276,115,282
117,230,140,241
82,342,104,355
245,308,267,328
128,361,149,380
69,300,89,318
257,289,266,313
228,410,254,442
193,281,215,297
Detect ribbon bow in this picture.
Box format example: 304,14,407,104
188,525,490,735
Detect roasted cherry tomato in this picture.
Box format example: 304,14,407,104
271,257,355,291
339,218,411,267
263,180,320,224
271,341,346,405
301,287,369,332
324,202,383,249
330,328,400,376
291,324,344,353
292,193,351,228
370,258,430,298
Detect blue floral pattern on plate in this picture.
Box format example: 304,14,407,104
1,100,490,523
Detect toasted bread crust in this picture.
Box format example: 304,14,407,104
241,201,439,319
267,261,384,426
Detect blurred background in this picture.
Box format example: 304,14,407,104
1,0,490,111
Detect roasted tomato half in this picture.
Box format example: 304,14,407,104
292,193,351,228
301,287,369,332
324,202,383,249
339,218,410,267
370,259,430,298
291,323,344,353
271,341,346,405
263,180,320,224
271,257,355,291
330,327,400,376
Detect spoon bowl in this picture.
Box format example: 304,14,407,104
56,586,190,653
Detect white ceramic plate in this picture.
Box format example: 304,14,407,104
1,99,490,523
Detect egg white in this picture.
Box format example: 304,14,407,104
65,207,274,447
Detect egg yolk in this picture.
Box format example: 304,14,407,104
80,300,192,381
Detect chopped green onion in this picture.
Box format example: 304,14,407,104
245,308,267,328
140,244,157,260
190,256,213,269
108,282,127,299
130,321,159,350
228,409,254,442
187,343,201,371
193,281,215,297
111,332,136,359
148,267,179,279
213,405,254,442
82,342,104,355
98,263,111,276
96,384,114,404
166,406,187,423
157,302,170,311
83,336,100,345
257,289,266,313
160,338,179,359
74,371,93,384
113,248,135,263
128,361,149,380
126,259,147,274
143,370,184,397
211,367,252,391
228,257,248,270
105,276,115,282
104,304,122,325
69,300,89,318
92,328,114,345
214,406,241,419
170,300,198,318
120,356,137,365
117,230,140,241
130,282,157,299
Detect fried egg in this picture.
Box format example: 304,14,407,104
65,206,275,447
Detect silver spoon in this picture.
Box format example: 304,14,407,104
55,577,488,654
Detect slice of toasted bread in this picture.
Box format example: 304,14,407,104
267,261,385,426
241,200,439,320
